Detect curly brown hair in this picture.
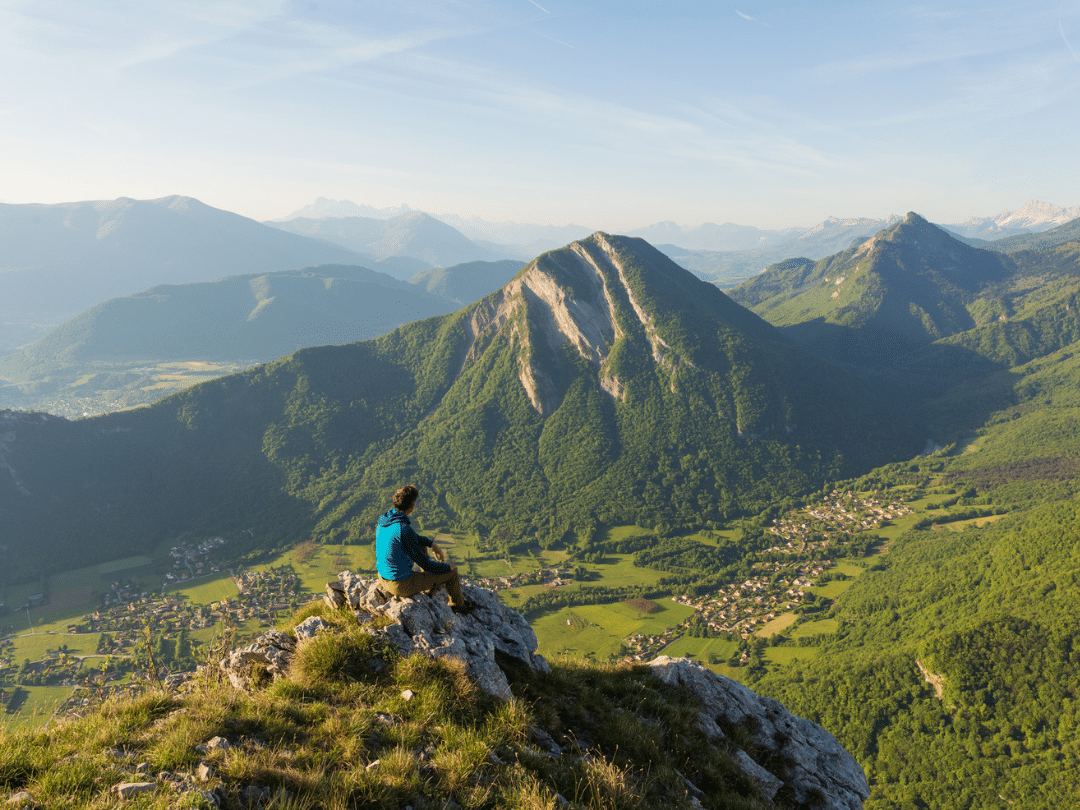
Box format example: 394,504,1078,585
392,483,419,512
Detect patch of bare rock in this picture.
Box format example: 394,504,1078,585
649,655,869,809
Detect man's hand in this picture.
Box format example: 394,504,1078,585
431,543,447,563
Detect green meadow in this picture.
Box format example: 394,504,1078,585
661,635,738,664
789,618,839,638
764,646,818,665
809,578,856,600
532,598,696,661
7,632,103,665
757,613,798,638
0,685,71,730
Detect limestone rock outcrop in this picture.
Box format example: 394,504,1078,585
324,571,550,700
648,655,869,810
218,629,296,690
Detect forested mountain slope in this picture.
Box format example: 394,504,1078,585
0,234,919,583
728,214,1014,369
758,457,1080,809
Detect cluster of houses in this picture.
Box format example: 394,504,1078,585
11,648,84,687
622,562,826,661
622,490,910,664
470,567,573,593
765,490,911,554
79,597,212,636
78,568,304,644
165,536,226,583
230,568,304,623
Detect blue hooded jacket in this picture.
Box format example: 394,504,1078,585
375,508,451,581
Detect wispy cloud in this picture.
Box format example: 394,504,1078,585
535,31,574,49
734,10,755,21
221,21,462,89
1061,16,1080,64
527,0,551,14
812,46,997,84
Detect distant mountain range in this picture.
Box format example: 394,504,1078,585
274,198,595,259
267,212,512,275
654,215,906,287
409,260,525,305
729,214,1013,369
0,196,370,354
945,200,1080,241
727,213,1080,417
627,221,805,251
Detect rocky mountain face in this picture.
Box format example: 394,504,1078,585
225,572,871,809
0,233,917,581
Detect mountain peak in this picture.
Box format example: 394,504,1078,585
457,231,783,419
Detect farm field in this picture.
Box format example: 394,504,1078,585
1,478,981,735
941,514,1008,531
1,686,71,730
531,598,696,661
7,632,103,665
756,613,798,638
790,618,839,638
660,635,738,664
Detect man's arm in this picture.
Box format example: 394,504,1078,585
401,525,451,574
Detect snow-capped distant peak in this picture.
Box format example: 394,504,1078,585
995,200,1080,229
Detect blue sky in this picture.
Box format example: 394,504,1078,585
2,0,1078,229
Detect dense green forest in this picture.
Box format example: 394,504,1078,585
757,494,1080,808
0,234,918,582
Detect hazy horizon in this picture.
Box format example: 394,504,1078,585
3,1,1079,230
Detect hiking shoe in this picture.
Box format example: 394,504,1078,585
452,601,477,615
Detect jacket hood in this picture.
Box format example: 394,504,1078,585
377,508,409,528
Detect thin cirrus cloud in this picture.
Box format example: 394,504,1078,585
1061,17,1080,63
0,0,283,64
217,23,463,90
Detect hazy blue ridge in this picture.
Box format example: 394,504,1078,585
0,196,370,318
408,260,526,304
0,264,457,375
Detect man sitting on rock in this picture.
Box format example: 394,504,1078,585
376,483,473,614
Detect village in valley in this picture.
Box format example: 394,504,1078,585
0,536,309,719
622,490,911,663
1,486,915,723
